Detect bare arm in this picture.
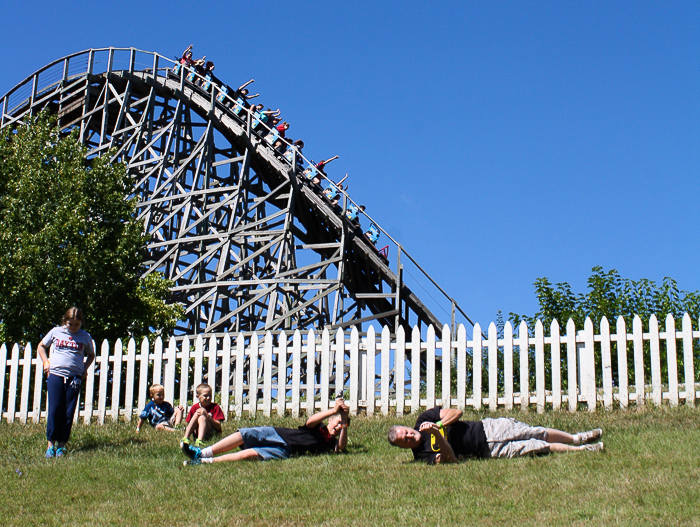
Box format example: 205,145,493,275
306,397,346,428
136,417,145,431
82,353,94,380
202,409,223,433
438,408,463,427
419,422,458,464
37,342,50,376
238,79,255,90
336,423,349,452
210,418,223,433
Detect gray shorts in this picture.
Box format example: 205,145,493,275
482,418,550,458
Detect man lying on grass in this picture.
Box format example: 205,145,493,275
387,407,603,464
181,398,350,465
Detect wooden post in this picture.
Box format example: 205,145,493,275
472,323,482,410
164,338,177,407
193,335,203,390
291,331,301,418
6,344,20,423
19,343,32,424
664,314,679,407
110,339,123,422
208,335,218,403
580,319,596,411
504,322,514,410
263,332,273,417
366,327,376,416
0,342,7,422
234,334,245,418
442,324,452,409
381,326,391,415
682,314,695,406
517,321,529,411
83,349,96,424
600,317,614,410
410,326,421,413
179,337,190,412
124,339,136,422
615,316,629,409
550,319,562,410
334,328,344,398
633,316,645,406
32,344,43,423
488,322,498,411
250,332,259,417
426,325,436,409
349,327,359,415
535,321,545,413
396,326,406,416
305,329,315,416
97,340,109,425
153,338,163,388
456,324,467,411
649,315,662,406
565,319,577,412
220,333,231,419
321,329,331,412
276,332,287,417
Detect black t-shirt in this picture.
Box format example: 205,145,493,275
411,407,489,464
274,424,337,455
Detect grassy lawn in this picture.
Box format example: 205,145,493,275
3,406,700,526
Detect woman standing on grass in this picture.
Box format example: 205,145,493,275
37,307,95,458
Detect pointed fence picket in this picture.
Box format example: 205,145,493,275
1,314,699,424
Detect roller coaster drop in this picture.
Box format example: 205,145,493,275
0,48,475,339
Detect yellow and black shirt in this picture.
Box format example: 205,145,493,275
411,407,489,464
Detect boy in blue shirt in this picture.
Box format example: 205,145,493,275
136,384,185,432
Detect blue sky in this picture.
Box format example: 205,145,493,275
2,1,698,329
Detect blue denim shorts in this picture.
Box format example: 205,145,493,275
239,426,291,461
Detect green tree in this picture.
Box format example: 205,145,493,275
509,266,700,332
505,266,700,388
0,112,183,344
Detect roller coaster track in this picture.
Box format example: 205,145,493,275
1,48,476,339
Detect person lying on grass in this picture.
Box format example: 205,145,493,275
387,407,603,464
181,397,350,466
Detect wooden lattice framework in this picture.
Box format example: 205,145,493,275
1,48,475,339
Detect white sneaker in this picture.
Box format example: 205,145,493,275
582,442,604,453
575,428,602,445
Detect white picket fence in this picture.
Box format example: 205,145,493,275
1,313,698,425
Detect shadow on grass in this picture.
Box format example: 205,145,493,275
345,442,370,455
72,431,149,452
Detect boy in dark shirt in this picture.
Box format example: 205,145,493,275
181,398,349,466
388,407,603,464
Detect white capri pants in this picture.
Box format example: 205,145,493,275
482,418,550,458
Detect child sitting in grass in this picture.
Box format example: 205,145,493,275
182,383,224,447
136,384,185,433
